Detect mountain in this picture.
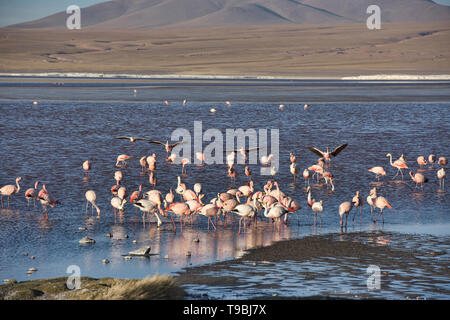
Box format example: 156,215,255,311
9,0,450,29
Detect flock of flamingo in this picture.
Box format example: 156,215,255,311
0,126,447,233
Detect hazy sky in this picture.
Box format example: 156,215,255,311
1,0,450,27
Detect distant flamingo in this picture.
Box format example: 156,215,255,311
139,156,147,171
306,144,348,162
117,186,127,200
164,188,175,208
114,171,123,185
386,153,408,179
115,136,152,143
338,201,352,228
438,157,448,166
195,152,206,166
181,158,190,175
417,156,427,169
312,200,324,225
409,171,428,190
290,163,299,182
25,181,39,208
303,169,310,186
263,203,288,232
244,166,252,181
148,139,185,155
116,154,133,167
437,168,446,189
238,180,254,197
352,191,364,223
149,171,157,189
1,177,22,208
193,183,202,197
37,184,60,215
82,160,91,173
289,153,296,164
368,166,386,181
85,190,101,217
231,199,258,234
260,154,274,166
366,187,377,216
428,154,436,168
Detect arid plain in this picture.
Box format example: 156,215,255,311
1,22,449,77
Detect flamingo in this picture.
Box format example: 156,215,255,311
244,166,252,181
115,136,152,143
228,164,237,182
148,139,185,155
85,190,101,217
116,154,133,167
195,152,206,166
181,158,190,175
175,176,184,200
130,185,143,213
37,184,60,215
279,104,284,110
164,202,191,232
25,181,39,208
225,101,231,106
409,171,428,190
147,154,157,172
373,196,392,224
417,156,427,169
139,156,147,171
289,153,296,164
117,186,127,200
368,166,386,181
366,187,377,216
183,99,187,106
290,162,299,182
180,184,199,202
306,186,314,209
231,199,258,234
193,183,202,197
306,144,348,162
111,197,127,214
210,108,217,113
260,154,273,166
82,160,91,173
114,171,123,185
238,180,254,197
321,171,335,191
0,177,22,208
164,188,175,208
167,153,177,164
308,164,324,182
311,200,324,225
303,169,310,186
133,199,162,227
352,191,364,223
263,203,288,232
338,201,352,228
149,171,157,189
164,100,169,106
199,204,220,230
145,189,165,217
304,104,309,110
386,153,408,179
437,168,446,189
438,157,448,166
428,154,436,168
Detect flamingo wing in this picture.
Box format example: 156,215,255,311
305,146,325,157
170,141,186,148
331,143,348,157
115,136,132,140
148,140,165,145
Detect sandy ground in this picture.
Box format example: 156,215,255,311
1,231,447,300
0,22,449,77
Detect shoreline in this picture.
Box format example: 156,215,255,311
1,73,450,81
2,230,448,300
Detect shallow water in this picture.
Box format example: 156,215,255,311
0,79,449,299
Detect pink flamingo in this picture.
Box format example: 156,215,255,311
368,166,386,181
85,190,101,217
145,189,165,217
386,153,408,179
437,168,446,189
428,154,436,168
199,204,220,230
37,184,60,216
238,180,254,197
82,160,91,173
438,157,448,167
116,154,133,167
164,188,175,208
338,201,352,228
25,180,39,208
352,191,364,222
164,202,191,232
373,195,392,224
114,171,123,185
149,171,157,189
244,166,252,181
409,171,428,190
139,156,147,171
181,158,190,175
195,152,206,167
289,153,296,164
1,177,22,208
417,156,427,169
231,199,258,235
303,169,310,186
117,186,127,200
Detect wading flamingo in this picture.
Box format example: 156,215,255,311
368,166,386,181
338,201,352,228
1,177,22,208
386,153,408,180
409,171,428,190
25,181,39,208
85,190,101,217
116,154,133,167
437,168,446,189
306,144,348,161
352,190,363,223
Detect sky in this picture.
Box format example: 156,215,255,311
0,0,450,27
